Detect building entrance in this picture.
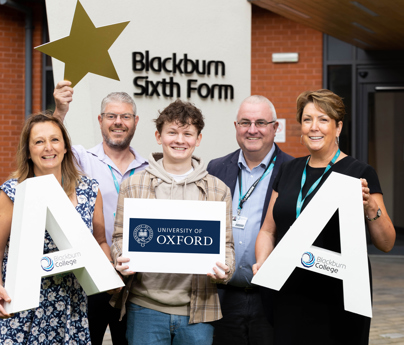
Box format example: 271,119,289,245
358,73,404,254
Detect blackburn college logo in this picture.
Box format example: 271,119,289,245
301,252,315,268
133,224,154,247
41,256,54,272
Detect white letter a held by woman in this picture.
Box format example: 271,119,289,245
252,172,372,318
4,175,123,314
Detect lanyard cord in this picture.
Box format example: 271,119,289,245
296,149,340,218
108,165,135,194
237,155,277,216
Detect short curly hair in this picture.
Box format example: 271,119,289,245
296,89,346,124
154,100,205,134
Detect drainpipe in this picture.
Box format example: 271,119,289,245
1,0,33,119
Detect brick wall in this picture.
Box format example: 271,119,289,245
251,5,323,158
0,4,43,184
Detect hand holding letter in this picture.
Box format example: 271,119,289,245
361,179,372,209
0,285,12,319
252,262,262,276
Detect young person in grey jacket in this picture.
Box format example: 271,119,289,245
111,100,235,345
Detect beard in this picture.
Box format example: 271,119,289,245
102,126,136,151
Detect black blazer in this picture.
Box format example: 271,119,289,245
207,144,294,227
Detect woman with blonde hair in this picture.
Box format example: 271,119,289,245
0,112,111,344
254,89,395,344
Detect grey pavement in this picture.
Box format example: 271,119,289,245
369,255,404,344
102,328,112,345
102,255,404,345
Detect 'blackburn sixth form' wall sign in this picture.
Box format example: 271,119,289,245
44,0,251,162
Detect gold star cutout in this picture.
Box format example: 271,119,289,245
35,1,129,87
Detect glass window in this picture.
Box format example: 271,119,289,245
327,36,353,61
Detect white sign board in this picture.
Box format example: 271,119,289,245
45,0,251,162
123,199,226,274
274,118,285,143
252,172,372,318
4,175,124,314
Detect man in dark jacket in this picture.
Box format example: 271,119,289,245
207,95,293,345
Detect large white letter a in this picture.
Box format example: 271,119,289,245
252,172,372,318
5,175,124,314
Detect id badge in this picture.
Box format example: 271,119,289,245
232,215,248,229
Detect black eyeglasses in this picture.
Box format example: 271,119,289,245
237,120,276,128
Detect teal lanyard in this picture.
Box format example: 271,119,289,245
237,156,277,216
296,149,340,218
108,165,135,194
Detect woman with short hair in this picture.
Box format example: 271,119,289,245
254,89,395,344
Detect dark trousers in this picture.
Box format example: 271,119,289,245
88,292,128,345
212,285,274,345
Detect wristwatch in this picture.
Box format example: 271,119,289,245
366,208,381,221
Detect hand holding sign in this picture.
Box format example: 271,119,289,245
207,261,230,282
115,256,135,277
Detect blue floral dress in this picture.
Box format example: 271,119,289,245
0,176,99,345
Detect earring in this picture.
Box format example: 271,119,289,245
300,135,303,145
336,136,340,146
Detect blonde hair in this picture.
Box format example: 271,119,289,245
296,89,346,124
10,112,81,197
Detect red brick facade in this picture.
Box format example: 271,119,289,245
0,4,43,183
0,5,323,182
251,5,323,158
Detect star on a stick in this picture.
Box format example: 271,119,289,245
35,1,129,87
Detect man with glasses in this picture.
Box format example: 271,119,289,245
207,95,293,345
53,80,148,345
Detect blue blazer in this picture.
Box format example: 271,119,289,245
207,144,294,227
